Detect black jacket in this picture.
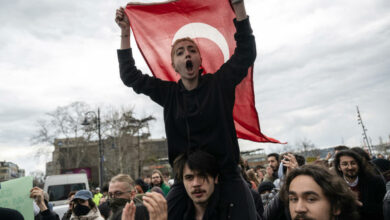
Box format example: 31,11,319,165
358,174,386,220
118,17,256,176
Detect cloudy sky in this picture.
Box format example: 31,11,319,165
1,0,389,175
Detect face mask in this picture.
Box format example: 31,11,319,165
73,204,91,216
108,198,130,213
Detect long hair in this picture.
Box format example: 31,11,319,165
246,169,259,187
333,150,374,178
151,169,165,185
280,165,359,220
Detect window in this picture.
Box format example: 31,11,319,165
48,183,86,201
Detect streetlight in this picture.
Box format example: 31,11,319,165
128,115,155,178
82,108,104,188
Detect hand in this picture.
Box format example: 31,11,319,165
30,187,47,211
115,7,130,32
266,166,273,177
143,192,167,220
121,200,136,220
282,153,298,176
325,152,332,161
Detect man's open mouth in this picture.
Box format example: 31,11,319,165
186,60,193,71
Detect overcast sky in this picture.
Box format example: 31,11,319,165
1,0,389,175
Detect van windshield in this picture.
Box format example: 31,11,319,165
48,183,86,201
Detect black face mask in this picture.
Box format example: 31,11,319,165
73,204,91,216
108,198,130,213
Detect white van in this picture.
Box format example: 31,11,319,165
44,173,89,206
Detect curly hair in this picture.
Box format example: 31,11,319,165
333,149,374,178
280,165,359,220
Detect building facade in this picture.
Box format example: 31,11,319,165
0,161,25,182
46,135,169,187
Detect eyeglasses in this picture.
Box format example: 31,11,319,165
340,161,357,168
108,191,132,198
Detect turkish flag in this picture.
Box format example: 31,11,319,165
125,0,281,143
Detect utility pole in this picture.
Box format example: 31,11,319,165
356,106,372,155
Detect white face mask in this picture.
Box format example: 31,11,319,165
33,200,40,216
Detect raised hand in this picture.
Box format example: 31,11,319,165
143,192,167,220
115,7,130,32
121,200,136,220
282,153,298,176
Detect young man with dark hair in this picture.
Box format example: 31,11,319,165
280,165,359,220
334,150,386,219
264,153,280,182
173,150,220,220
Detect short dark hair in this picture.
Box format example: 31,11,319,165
333,150,373,178
173,150,218,182
280,165,359,220
267,153,280,162
334,145,349,152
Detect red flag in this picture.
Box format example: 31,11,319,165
125,0,282,143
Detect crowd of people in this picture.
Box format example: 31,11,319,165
3,146,390,220
2,0,390,219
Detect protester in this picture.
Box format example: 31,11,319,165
263,153,280,182
62,191,76,220
147,170,170,196
257,181,277,208
273,153,304,189
103,174,142,220
115,0,257,219
246,169,260,189
69,190,103,220
239,157,264,218
30,186,59,220
334,149,386,219
254,165,265,184
173,150,220,219
280,165,359,220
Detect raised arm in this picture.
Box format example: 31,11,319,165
231,0,247,21
115,7,131,49
214,0,256,87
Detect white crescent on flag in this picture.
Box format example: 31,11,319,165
172,23,230,62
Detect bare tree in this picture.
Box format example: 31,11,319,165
32,102,156,180
31,102,92,170
296,138,319,158
102,107,155,178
